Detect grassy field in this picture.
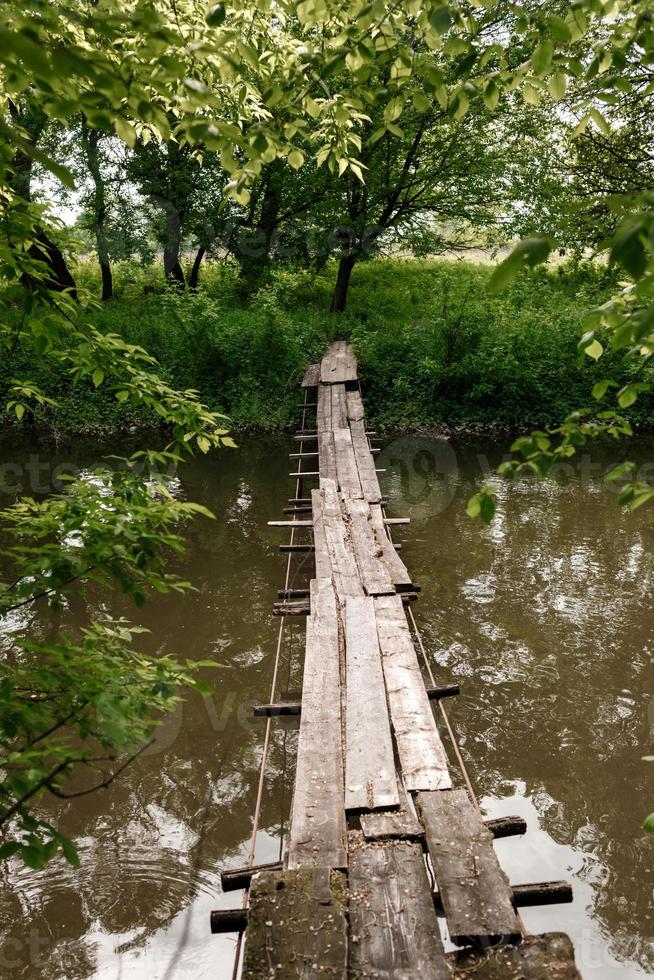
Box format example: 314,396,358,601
1,255,640,439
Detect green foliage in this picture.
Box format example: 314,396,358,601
0,465,220,865
0,619,217,868
3,256,634,437
466,486,496,524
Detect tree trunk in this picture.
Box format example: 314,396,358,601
10,101,77,298
163,207,185,287
28,232,78,298
99,259,113,301
81,121,113,300
189,246,206,289
330,254,357,313
237,162,283,294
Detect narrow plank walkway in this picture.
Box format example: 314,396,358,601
233,342,581,980
287,577,347,871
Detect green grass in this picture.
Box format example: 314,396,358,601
1,255,643,438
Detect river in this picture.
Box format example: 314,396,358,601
0,433,653,978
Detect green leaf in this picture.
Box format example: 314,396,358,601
287,148,304,170
488,236,554,293
610,219,649,280
184,502,216,519
92,369,105,387
531,40,553,77
604,462,636,482
193,680,213,696
466,489,496,524
584,339,604,361
523,83,541,106
643,813,654,833
548,73,567,100
384,97,404,123
114,118,137,149
617,383,650,408
592,380,618,401
483,80,499,111
21,845,45,870
451,90,469,120
221,436,237,448
428,6,451,34
61,837,80,867
548,15,572,43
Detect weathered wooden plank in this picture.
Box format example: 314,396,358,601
350,418,382,503
318,430,337,482
331,382,348,429
345,496,395,596
320,340,357,384
368,504,413,590
349,842,450,980
374,594,451,791
346,388,365,421
317,383,331,434
301,361,321,387
416,788,521,946
288,578,347,870
359,807,424,841
311,488,333,579
333,427,364,498
448,933,581,979
320,479,363,598
345,597,399,812
242,867,347,980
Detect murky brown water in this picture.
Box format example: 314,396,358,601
1,433,653,979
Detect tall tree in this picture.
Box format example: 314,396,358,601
8,100,78,298
80,117,113,299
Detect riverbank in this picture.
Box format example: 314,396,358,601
2,256,645,441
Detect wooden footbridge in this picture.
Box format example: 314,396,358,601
212,343,582,978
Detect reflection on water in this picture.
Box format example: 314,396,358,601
1,434,654,978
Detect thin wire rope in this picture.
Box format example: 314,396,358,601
230,388,311,980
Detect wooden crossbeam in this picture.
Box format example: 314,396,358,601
220,860,283,892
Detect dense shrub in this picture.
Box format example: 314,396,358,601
1,255,646,438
